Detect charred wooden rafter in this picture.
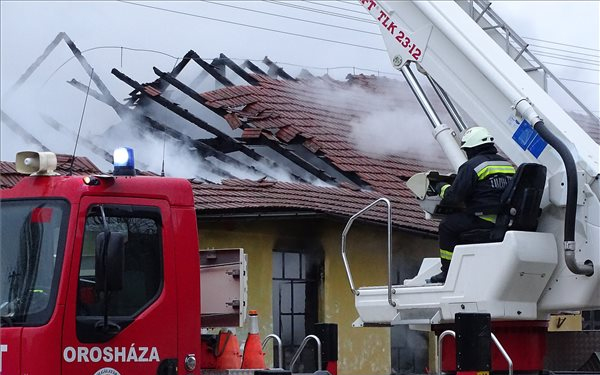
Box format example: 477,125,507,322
140,114,263,178
9,32,125,117
112,68,271,165
243,137,337,183
263,57,296,81
152,68,336,182
153,67,229,118
39,113,113,164
187,51,234,87
242,60,268,76
1,110,50,152
215,53,260,86
68,78,256,177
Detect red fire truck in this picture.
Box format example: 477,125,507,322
0,150,224,374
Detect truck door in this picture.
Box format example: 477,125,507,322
61,197,178,374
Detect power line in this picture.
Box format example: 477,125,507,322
559,77,599,86
262,0,376,24
41,46,182,87
529,43,600,59
523,36,600,53
301,0,372,16
532,51,600,67
205,1,379,36
107,2,600,85
118,1,385,52
539,60,600,73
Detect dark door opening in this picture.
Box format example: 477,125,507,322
272,250,320,372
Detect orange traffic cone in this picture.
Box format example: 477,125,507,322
215,329,242,369
241,310,266,369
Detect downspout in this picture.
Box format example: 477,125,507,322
516,100,594,276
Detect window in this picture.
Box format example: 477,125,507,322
76,205,163,340
0,199,69,327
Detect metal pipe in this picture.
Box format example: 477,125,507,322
341,198,396,307
491,333,513,375
401,64,443,129
261,334,283,369
436,330,456,375
401,64,466,170
513,99,593,276
531,119,593,276
289,335,322,372
426,75,468,132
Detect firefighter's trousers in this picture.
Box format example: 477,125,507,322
438,212,495,273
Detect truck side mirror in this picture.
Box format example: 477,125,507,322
95,231,125,292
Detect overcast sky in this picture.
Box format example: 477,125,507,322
1,1,598,165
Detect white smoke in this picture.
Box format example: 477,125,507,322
296,76,452,164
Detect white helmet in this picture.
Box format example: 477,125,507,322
460,127,494,149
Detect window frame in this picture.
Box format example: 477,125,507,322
75,203,165,342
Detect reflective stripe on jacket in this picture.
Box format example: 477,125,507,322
439,146,515,214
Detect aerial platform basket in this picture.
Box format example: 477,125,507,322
341,198,558,327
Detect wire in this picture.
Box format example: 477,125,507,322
118,1,385,52
205,1,379,36
523,36,600,53
538,61,600,72
301,0,372,16
42,46,182,87
559,77,599,86
528,44,599,59
262,0,376,24
533,51,600,67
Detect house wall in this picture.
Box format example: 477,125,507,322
197,216,437,375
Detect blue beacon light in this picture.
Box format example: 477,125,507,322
113,147,136,176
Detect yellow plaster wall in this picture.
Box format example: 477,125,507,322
198,217,438,375
321,222,391,375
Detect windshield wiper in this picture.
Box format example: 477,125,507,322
0,314,14,327
15,208,45,317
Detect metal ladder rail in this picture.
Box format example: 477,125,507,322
262,333,283,369
436,330,513,375
288,335,322,373
341,197,395,308
458,0,599,121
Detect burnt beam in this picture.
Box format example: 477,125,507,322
141,115,261,175
242,60,267,76
263,57,296,81
61,34,123,112
153,67,229,118
217,53,260,86
187,51,234,87
9,33,65,93
243,136,337,183
8,32,121,116
111,68,264,163
39,113,113,165
155,50,195,92
1,110,50,152
67,79,130,116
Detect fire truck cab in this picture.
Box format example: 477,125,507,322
0,151,201,374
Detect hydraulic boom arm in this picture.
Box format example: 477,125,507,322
356,0,599,317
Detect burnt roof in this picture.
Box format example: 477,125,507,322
0,154,101,189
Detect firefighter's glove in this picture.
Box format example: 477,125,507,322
426,184,438,196
433,182,448,196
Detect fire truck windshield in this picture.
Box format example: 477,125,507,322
0,199,69,327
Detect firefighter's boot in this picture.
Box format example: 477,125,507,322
428,271,447,284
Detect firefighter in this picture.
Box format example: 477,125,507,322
428,127,516,283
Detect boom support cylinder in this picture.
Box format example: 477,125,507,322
401,64,466,170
